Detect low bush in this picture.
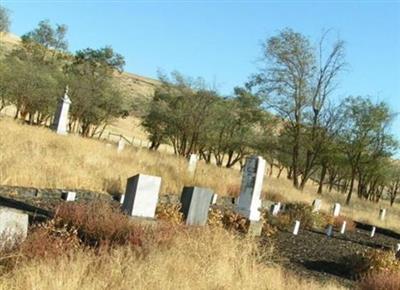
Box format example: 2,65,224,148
358,270,400,290
155,203,183,225
263,190,287,203
342,249,400,278
267,202,317,230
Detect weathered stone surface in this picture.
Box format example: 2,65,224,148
236,156,266,221
122,174,161,218
332,203,341,217
312,199,322,212
180,187,213,226
0,207,29,249
247,220,263,237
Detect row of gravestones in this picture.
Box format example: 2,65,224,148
0,155,266,248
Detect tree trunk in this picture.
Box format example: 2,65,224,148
317,164,327,194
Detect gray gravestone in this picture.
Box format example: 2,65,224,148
180,187,213,226
0,207,29,249
122,174,161,218
52,86,71,135
236,156,266,221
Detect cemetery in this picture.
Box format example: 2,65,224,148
0,153,399,289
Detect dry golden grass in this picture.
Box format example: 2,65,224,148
0,227,346,290
0,117,399,233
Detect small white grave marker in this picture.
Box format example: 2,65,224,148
211,194,218,205
122,174,161,218
293,220,300,235
117,139,125,153
396,243,400,253
370,226,376,238
52,86,71,135
188,154,198,175
312,199,322,212
271,202,281,216
379,209,386,221
332,203,341,217
61,191,76,201
340,221,347,234
119,194,125,204
236,156,266,221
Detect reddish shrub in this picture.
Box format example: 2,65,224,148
358,271,400,290
54,201,146,248
333,216,356,232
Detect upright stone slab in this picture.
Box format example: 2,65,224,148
0,207,29,249
117,139,125,153
211,194,218,205
312,199,322,212
52,86,71,135
236,156,266,221
293,220,300,235
122,174,161,218
370,226,376,238
340,221,347,234
379,209,386,221
188,154,198,175
326,224,333,237
180,187,213,226
332,203,341,217
270,202,281,216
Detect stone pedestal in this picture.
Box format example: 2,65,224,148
180,187,213,226
0,207,29,249
236,156,266,221
247,220,263,237
52,86,71,135
122,174,161,218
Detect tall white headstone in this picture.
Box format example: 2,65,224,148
236,156,266,221
122,174,161,218
332,203,341,217
188,154,198,175
52,86,71,135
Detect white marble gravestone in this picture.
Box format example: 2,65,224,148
370,226,376,238
379,209,386,221
312,199,322,212
119,194,125,204
293,220,300,235
188,154,198,175
0,207,29,249
122,174,161,218
340,221,347,234
52,86,71,135
117,139,125,153
61,191,76,201
236,156,266,221
332,203,341,217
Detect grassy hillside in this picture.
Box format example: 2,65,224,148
1,118,399,234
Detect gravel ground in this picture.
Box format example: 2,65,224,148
269,225,400,288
